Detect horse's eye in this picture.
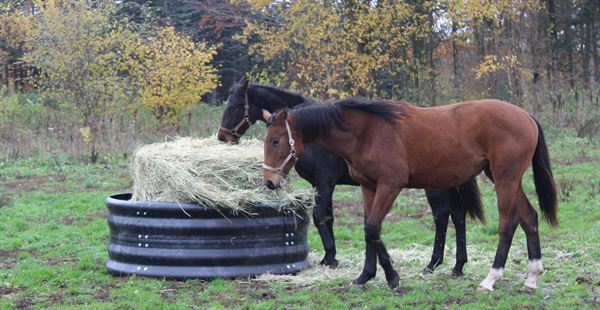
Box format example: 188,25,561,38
273,138,279,146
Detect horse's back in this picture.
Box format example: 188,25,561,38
401,99,537,143
397,99,539,188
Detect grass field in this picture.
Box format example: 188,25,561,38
1,132,599,309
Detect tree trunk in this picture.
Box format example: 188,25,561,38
587,6,597,93
451,20,460,98
547,0,559,92
23,0,33,14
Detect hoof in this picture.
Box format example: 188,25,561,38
451,269,464,277
422,267,435,274
349,280,369,290
386,272,400,289
522,283,537,292
320,258,339,269
351,272,375,287
391,286,406,295
476,285,493,293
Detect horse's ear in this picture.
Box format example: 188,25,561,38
238,75,249,92
276,107,288,122
261,109,272,122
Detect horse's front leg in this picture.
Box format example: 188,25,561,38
352,185,377,285
313,181,338,268
354,184,403,289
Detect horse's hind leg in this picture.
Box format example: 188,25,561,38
424,189,452,273
515,188,543,290
478,181,520,292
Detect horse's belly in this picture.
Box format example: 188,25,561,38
407,158,485,189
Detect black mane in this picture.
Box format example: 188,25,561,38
286,97,403,142
250,84,313,109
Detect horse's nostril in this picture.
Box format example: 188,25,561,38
265,180,276,190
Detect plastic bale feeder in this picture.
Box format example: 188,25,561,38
105,137,315,279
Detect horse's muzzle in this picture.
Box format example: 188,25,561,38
264,180,277,190
217,130,239,144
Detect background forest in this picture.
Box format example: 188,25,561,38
1,0,599,160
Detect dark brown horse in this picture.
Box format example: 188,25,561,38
262,98,557,291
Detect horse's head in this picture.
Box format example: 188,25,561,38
262,108,304,189
218,76,268,143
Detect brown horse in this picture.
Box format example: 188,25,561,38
262,98,558,291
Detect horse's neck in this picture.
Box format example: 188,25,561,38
249,85,307,112
309,126,358,165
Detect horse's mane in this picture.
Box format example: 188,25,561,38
250,84,313,105
278,97,403,142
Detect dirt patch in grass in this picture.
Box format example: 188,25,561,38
14,293,66,309
334,200,363,224
212,281,279,307
95,285,112,302
0,285,24,300
553,156,600,166
159,281,200,302
2,173,68,194
0,248,22,269
0,190,12,208
386,205,431,223
334,199,432,226
45,253,77,266
0,248,44,269
83,210,109,224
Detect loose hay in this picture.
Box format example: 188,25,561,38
255,244,435,286
131,137,315,213
253,243,525,287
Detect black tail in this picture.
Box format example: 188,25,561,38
457,178,486,224
531,117,559,227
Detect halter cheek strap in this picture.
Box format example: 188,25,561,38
219,91,253,138
262,120,298,178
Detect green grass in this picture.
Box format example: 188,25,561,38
0,133,599,309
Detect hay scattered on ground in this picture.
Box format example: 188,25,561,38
131,137,315,213
255,243,435,286
253,243,542,287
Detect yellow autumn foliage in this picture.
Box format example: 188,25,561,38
132,27,218,126
242,0,414,99
23,0,219,129
0,12,35,64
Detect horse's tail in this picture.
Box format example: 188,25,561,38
458,178,485,224
531,116,559,227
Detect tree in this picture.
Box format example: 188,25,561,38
133,26,218,126
23,0,147,162
241,0,415,100
0,4,35,93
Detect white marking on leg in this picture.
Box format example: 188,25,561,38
524,259,543,289
478,268,503,292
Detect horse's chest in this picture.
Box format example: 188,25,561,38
347,166,376,189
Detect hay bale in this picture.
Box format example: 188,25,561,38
131,137,315,213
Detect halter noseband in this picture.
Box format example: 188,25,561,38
219,91,253,138
262,120,298,178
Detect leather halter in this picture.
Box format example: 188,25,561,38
219,91,253,138
262,120,298,178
